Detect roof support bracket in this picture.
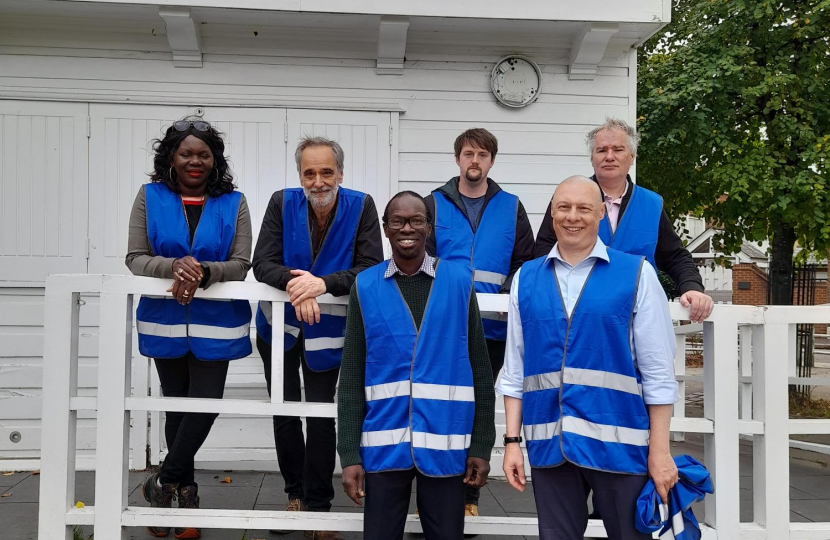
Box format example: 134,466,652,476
159,6,203,68
569,23,618,80
376,16,409,75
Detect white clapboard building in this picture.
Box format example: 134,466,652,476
0,0,671,470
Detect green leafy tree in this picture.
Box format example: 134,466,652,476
637,0,830,304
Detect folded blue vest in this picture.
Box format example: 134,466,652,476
635,454,713,540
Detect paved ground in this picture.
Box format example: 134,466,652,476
3,437,830,540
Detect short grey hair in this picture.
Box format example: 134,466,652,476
586,118,640,157
295,136,345,173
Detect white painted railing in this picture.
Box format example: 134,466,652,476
37,274,830,539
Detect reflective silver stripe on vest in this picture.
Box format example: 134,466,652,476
562,416,650,447
189,323,250,340
304,336,345,351
473,270,507,286
563,367,642,396
261,301,273,323
365,380,411,401
481,311,508,322
137,321,187,338
523,371,561,393
361,427,411,447
523,421,561,441
412,432,471,451
284,324,301,338
412,383,475,402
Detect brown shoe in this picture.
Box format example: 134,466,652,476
142,472,176,537
270,498,304,535
304,532,345,540
464,503,479,538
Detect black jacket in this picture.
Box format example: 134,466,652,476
534,176,704,295
424,177,536,293
252,189,384,296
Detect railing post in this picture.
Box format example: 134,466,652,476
92,284,134,540
37,281,81,540
753,321,791,538
739,325,753,420
703,317,740,538
672,331,687,442
270,301,285,405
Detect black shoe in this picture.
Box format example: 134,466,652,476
174,485,201,539
142,472,176,537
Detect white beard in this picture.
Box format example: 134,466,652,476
304,183,339,209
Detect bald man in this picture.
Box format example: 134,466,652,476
499,177,679,540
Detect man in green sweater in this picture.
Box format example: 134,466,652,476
337,191,496,540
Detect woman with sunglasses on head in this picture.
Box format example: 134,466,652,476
126,118,253,539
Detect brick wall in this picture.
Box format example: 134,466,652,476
732,263,769,305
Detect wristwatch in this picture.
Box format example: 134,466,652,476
503,435,523,445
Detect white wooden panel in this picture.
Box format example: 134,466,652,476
87,104,287,275
0,101,88,281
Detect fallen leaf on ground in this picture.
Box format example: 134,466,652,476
1,493,11,497
75,501,85,508
1,472,13,476
32,470,40,475
220,476,232,484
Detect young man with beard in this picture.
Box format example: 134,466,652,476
253,136,383,540
424,128,535,519
337,191,495,540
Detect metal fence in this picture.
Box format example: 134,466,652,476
37,274,830,539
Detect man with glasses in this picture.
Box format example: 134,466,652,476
424,128,535,520
253,136,383,540
338,191,495,540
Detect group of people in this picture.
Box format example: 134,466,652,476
126,117,714,540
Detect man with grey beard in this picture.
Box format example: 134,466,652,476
253,136,383,540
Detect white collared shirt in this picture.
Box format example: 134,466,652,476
496,240,678,405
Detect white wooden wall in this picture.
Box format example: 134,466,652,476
0,13,635,465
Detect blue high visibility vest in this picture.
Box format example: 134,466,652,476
136,183,252,361
255,187,365,371
518,248,650,474
356,259,475,477
433,189,517,341
598,184,662,268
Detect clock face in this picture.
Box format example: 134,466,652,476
491,56,541,108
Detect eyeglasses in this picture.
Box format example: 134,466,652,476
386,216,429,230
173,120,211,132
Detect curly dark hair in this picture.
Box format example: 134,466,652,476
149,119,236,197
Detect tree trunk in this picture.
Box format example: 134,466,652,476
768,221,796,305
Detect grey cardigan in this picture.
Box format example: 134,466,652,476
125,184,252,287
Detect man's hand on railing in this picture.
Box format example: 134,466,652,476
287,269,327,304
342,464,366,506
503,444,526,492
679,290,714,323
294,297,321,325
167,279,196,305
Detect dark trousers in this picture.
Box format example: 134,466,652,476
257,336,340,511
154,352,230,486
364,469,466,540
464,338,505,505
531,463,652,540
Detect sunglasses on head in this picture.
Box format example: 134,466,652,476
173,120,211,132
